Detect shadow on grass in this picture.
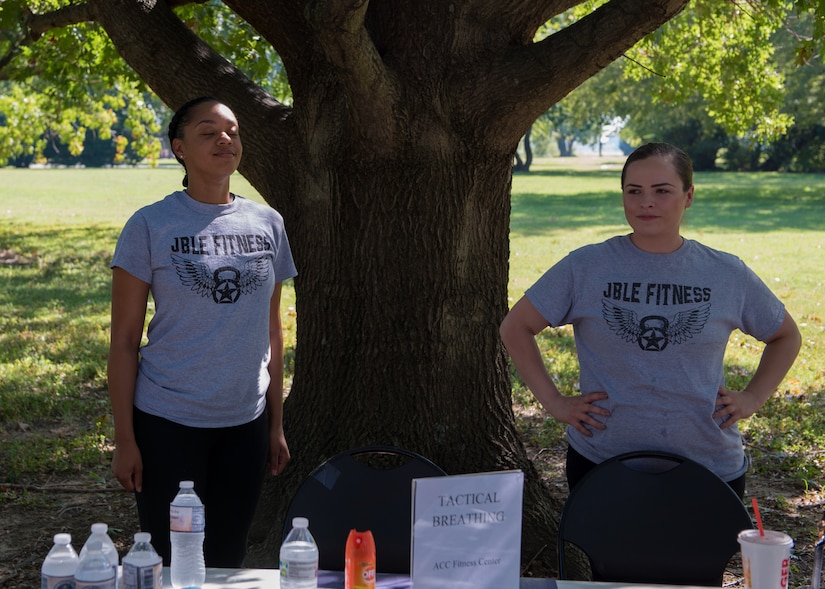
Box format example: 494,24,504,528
0,224,117,317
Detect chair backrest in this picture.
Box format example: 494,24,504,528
557,450,753,586
282,445,447,574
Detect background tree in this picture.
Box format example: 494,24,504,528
536,2,825,170
2,0,823,576
0,0,162,166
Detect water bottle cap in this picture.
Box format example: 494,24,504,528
292,517,309,528
91,523,108,534
54,533,72,545
179,480,195,489
134,532,151,543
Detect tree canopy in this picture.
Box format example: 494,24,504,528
525,2,825,167
2,2,823,167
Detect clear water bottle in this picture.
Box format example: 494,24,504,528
41,533,79,589
74,539,116,589
78,523,119,580
280,517,319,589
170,480,206,589
122,532,163,589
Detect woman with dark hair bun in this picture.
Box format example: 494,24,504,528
501,142,800,498
108,97,297,566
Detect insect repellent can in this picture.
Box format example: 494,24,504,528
345,529,376,589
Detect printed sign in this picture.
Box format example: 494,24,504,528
411,470,524,589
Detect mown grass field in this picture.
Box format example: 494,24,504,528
0,158,823,586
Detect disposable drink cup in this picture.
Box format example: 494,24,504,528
738,529,793,589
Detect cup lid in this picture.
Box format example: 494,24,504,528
738,529,794,546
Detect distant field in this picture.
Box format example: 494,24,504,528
1,165,265,226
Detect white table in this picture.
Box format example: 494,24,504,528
159,567,706,588
160,568,561,588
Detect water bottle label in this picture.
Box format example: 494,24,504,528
41,574,75,589
123,562,162,589
75,579,116,589
346,561,376,589
170,504,205,532
280,559,318,580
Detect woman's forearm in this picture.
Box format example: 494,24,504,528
743,311,802,408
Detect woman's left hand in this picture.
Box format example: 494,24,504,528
714,311,801,430
713,386,762,429
268,428,290,475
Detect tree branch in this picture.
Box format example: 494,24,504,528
0,2,94,76
26,2,96,40
6,0,209,76
25,0,212,39
479,0,689,146
0,37,25,79
465,0,585,46
87,0,295,205
305,0,400,152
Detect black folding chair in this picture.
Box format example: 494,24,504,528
557,450,753,586
282,445,447,574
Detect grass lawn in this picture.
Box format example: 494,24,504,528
0,158,824,585
0,165,266,226
1,158,824,485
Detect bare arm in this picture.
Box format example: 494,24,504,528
107,267,150,491
715,311,802,428
500,297,610,436
266,282,290,475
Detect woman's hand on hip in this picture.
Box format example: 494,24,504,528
544,391,610,437
714,386,761,429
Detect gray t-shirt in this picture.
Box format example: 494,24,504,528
111,191,297,428
525,235,785,481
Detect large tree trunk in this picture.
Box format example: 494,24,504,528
248,141,564,572
87,0,690,577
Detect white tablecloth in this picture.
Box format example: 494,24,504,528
159,567,713,589
160,567,561,588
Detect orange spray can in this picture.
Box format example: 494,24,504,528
345,529,376,589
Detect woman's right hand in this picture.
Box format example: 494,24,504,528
112,440,143,492
501,298,611,437
544,391,610,437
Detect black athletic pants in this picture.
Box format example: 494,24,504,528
133,407,269,567
566,444,746,499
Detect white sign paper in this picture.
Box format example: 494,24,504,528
410,470,524,589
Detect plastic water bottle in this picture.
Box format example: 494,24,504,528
74,539,116,589
279,517,319,589
122,532,163,589
41,533,79,589
78,523,119,580
170,480,206,589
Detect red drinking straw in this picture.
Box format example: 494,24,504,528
752,497,766,536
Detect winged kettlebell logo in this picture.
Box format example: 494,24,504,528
601,299,711,351
171,254,270,304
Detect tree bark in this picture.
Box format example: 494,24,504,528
84,0,690,577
